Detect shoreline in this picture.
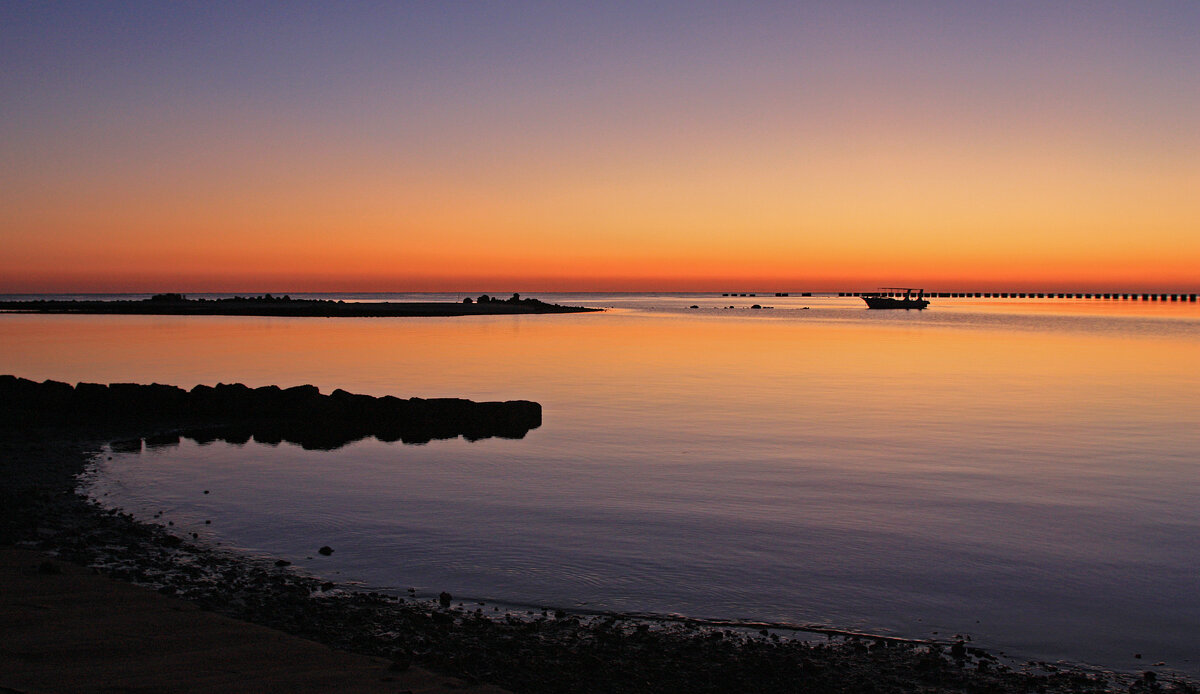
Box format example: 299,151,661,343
4,427,1191,692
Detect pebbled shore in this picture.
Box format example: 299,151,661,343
2,426,1196,692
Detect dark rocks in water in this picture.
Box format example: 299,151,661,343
439,591,453,608
275,559,291,567
0,375,542,449
318,546,333,556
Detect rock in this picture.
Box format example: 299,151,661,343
2,375,543,447
439,591,452,608
37,560,61,575
318,546,333,556
275,559,291,567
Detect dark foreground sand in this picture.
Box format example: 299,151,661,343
2,423,1193,693
1,547,506,694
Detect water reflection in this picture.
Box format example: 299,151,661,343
118,413,541,452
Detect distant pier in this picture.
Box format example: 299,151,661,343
832,291,1196,301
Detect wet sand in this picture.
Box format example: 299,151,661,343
1,547,506,694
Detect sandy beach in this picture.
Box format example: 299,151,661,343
0,546,506,694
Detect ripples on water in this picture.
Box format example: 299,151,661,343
5,293,1198,676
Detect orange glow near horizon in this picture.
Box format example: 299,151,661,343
2,4,1197,294
4,120,1197,293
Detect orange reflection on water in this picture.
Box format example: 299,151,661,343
2,307,1195,431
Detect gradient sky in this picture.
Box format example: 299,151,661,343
2,1,1197,292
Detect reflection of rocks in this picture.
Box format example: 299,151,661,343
0,375,542,450
144,433,181,449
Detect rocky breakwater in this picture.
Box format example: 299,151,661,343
0,375,542,449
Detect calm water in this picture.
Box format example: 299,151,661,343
3,293,1198,676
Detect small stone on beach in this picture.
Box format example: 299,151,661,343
318,546,333,556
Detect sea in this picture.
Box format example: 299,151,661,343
2,292,1198,677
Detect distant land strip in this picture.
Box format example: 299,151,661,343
730,291,1197,301
0,293,601,317
0,375,542,449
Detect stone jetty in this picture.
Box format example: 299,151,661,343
0,376,541,449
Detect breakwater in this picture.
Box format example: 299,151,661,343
0,376,541,449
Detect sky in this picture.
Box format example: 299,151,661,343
2,1,1197,293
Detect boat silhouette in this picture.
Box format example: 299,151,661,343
862,288,929,309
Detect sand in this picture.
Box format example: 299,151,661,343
1,547,506,694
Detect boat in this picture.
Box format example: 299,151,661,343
862,287,929,309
